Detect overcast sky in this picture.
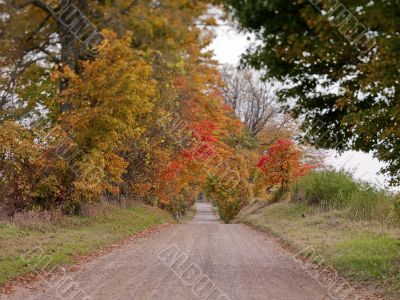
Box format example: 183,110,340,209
209,24,390,189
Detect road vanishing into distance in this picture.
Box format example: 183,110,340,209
4,203,331,300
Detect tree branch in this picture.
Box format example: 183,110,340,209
121,0,139,15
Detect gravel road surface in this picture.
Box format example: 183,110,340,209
3,203,330,300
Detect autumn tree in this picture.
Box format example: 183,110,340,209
55,31,158,204
222,0,400,185
0,0,213,117
0,0,276,221
257,139,314,191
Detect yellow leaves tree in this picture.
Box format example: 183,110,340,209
0,122,68,212
55,30,157,203
0,0,277,221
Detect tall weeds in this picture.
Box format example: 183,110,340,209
287,170,400,226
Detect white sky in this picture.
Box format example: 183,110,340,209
209,25,390,189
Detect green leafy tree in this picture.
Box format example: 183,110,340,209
223,0,400,184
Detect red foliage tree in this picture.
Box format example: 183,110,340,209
182,121,217,161
257,139,315,190
162,121,218,180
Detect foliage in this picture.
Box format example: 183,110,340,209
205,176,243,223
0,121,68,213
222,0,400,185
0,0,239,216
257,139,314,190
270,186,287,203
0,0,302,220
56,31,155,203
0,122,38,212
205,155,253,223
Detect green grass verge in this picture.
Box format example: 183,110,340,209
0,205,173,286
237,201,400,296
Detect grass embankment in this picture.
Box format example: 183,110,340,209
237,171,400,297
0,204,173,286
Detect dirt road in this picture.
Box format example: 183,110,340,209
4,203,330,300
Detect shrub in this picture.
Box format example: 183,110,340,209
205,175,244,223
143,194,158,206
0,122,71,215
218,197,242,223
291,170,358,210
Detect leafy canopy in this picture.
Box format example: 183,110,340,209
257,138,314,190
223,0,400,184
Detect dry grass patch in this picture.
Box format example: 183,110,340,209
0,204,173,286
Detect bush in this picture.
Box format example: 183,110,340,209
205,175,244,223
291,170,358,210
218,196,242,223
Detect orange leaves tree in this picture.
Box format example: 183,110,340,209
257,139,315,191
0,122,69,213
0,0,285,220
157,119,219,215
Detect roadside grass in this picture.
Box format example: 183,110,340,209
291,170,400,225
291,170,358,210
331,235,399,280
237,195,400,296
0,204,173,286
